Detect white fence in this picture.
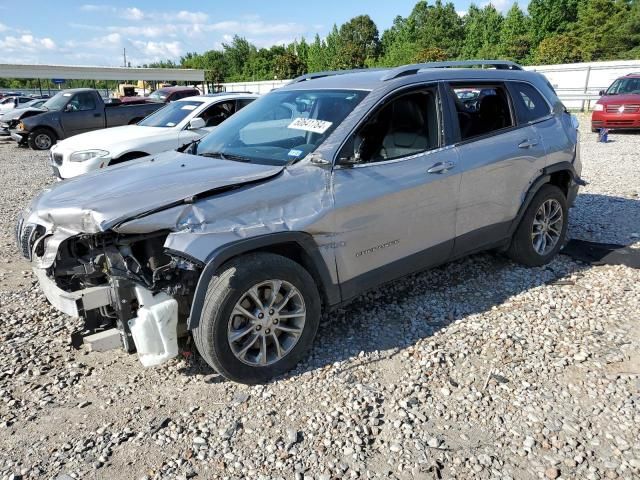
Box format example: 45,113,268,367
221,60,640,111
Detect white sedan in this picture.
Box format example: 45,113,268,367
49,93,258,179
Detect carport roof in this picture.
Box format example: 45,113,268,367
0,63,205,82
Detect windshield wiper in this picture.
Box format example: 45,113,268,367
199,151,251,162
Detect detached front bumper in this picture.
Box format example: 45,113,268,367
10,130,27,144
33,267,113,318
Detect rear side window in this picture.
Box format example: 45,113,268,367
448,83,514,141
509,82,550,124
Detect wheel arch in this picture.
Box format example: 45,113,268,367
508,161,581,237
184,232,340,330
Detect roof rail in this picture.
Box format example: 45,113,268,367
381,60,523,81
289,68,388,84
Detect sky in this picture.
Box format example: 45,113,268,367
0,0,528,67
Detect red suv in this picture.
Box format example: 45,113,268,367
591,73,640,132
148,86,200,103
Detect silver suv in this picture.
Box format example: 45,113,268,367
17,61,583,383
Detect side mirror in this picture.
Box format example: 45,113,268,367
188,117,206,130
339,141,364,167
599,90,606,96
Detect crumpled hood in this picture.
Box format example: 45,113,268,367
55,125,170,153
27,150,284,233
1,107,45,122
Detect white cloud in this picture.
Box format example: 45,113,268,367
0,22,8,32
206,19,306,36
132,40,183,59
482,0,513,12
122,7,145,21
175,11,208,24
0,34,57,53
80,4,112,12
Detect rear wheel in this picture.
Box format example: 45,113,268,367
193,253,321,384
508,184,568,267
28,128,55,150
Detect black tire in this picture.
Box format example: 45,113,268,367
27,128,56,150
193,253,321,384
507,184,568,267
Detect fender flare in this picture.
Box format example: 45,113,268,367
184,232,340,330
508,161,584,237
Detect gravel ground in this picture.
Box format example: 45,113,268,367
0,116,638,480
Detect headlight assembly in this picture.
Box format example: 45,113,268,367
593,104,604,112
69,150,110,162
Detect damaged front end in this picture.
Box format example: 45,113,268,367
19,220,201,366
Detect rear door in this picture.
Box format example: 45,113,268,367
331,84,461,299
445,81,547,256
61,92,104,136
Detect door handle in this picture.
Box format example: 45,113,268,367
518,139,538,149
427,161,456,174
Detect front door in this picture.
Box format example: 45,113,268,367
331,86,461,300
62,92,103,137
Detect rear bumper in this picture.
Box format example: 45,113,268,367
591,111,640,130
33,267,113,318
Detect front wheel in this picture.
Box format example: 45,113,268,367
508,184,568,267
193,253,321,384
27,129,56,150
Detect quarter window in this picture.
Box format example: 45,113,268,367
510,82,550,123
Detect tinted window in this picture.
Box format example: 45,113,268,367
68,92,96,112
198,100,236,127
510,82,550,123
236,98,255,110
449,84,513,141
339,89,439,164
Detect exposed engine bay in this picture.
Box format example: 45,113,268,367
43,230,202,355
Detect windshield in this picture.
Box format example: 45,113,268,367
195,89,368,165
606,78,640,95
41,91,73,111
137,100,203,127
149,90,168,102
20,99,44,109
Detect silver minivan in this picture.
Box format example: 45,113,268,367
18,61,583,383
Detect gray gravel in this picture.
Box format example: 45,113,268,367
0,117,639,480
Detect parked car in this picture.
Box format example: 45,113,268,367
10,88,163,150
591,73,640,132
0,99,47,136
49,93,258,179
0,96,34,112
148,86,201,103
17,61,584,383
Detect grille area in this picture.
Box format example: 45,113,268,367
20,224,34,260
605,104,640,114
52,153,63,166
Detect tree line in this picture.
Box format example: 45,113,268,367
161,0,640,83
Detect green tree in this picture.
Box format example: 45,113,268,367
534,33,583,64
222,36,256,81
337,15,380,68
462,4,503,59
500,3,532,63
575,0,630,61
528,0,583,45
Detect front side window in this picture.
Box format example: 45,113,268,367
197,100,236,127
68,92,96,112
194,89,368,165
449,84,514,141
138,100,203,127
338,88,439,164
509,82,550,123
